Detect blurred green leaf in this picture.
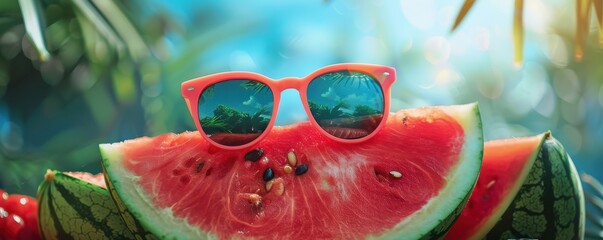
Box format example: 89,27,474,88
166,21,257,75
583,173,603,201
90,0,149,60
71,0,125,52
18,0,50,60
41,127,90,153
83,77,116,127
112,62,137,104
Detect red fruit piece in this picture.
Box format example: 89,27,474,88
2,193,41,240
4,194,37,219
0,208,25,240
20,210,40,240
0,190,7,208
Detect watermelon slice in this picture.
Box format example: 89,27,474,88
446,132,585,239
101,104,483,239
37,170,135,239
445,133,546,239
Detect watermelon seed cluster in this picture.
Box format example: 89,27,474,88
241,148,313,202
287,150,309,176
284,150,296,174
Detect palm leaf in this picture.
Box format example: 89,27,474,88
582,173,603,239
513,0,524,66
576,0,592,61
241,81,270,94
71,0,125,52
593,0,603,46
451,0,603,63
450,0,476,32
164,21,257,75
583,173,603,201
18,0,50,60
200,116,229,133
585,230,603,239
586,211,603,228
90,0,149,60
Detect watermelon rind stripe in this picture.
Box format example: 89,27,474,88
37,170,135,240
466,132,547,240
53,182,116,237
485,134,585,239
38,177,71,240
101,103,484,240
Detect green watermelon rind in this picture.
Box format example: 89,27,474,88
484,134,585,239
101,103,484,240
102,141,235,240
102,164,158,240
37,170,136,240
465,132,547,240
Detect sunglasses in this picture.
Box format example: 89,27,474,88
181,63,396,149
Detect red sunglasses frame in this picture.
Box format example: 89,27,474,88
181,63,396,150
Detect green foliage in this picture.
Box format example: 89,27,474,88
200,104,269,134
308,100,348,120
241,81,270,94
0,0,252,195
353,105,380,116
309,100,379,120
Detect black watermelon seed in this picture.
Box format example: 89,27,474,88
263,168,274,181
295,164,308,176
244,148,264,162
195,162,205,173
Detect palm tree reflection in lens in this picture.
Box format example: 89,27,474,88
198,80,273,146
307,71,384,139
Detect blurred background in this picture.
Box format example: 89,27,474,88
0,0,601,209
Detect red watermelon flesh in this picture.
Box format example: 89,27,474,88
445,133,546,240
64,172,106,188
101,104,483,239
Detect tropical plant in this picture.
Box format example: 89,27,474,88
581,173,603,239
308,100,351,121
0,0,251,195
353,105,380,116
241,80,271,94
0,0,152,195
451,0,603,65
200,104,269,134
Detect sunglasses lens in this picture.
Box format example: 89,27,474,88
198,80,273,146
307,71,384,139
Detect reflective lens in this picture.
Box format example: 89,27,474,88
198,80,273,146
307,71,384,139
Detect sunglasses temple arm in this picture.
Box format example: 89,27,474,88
183,98,197,122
